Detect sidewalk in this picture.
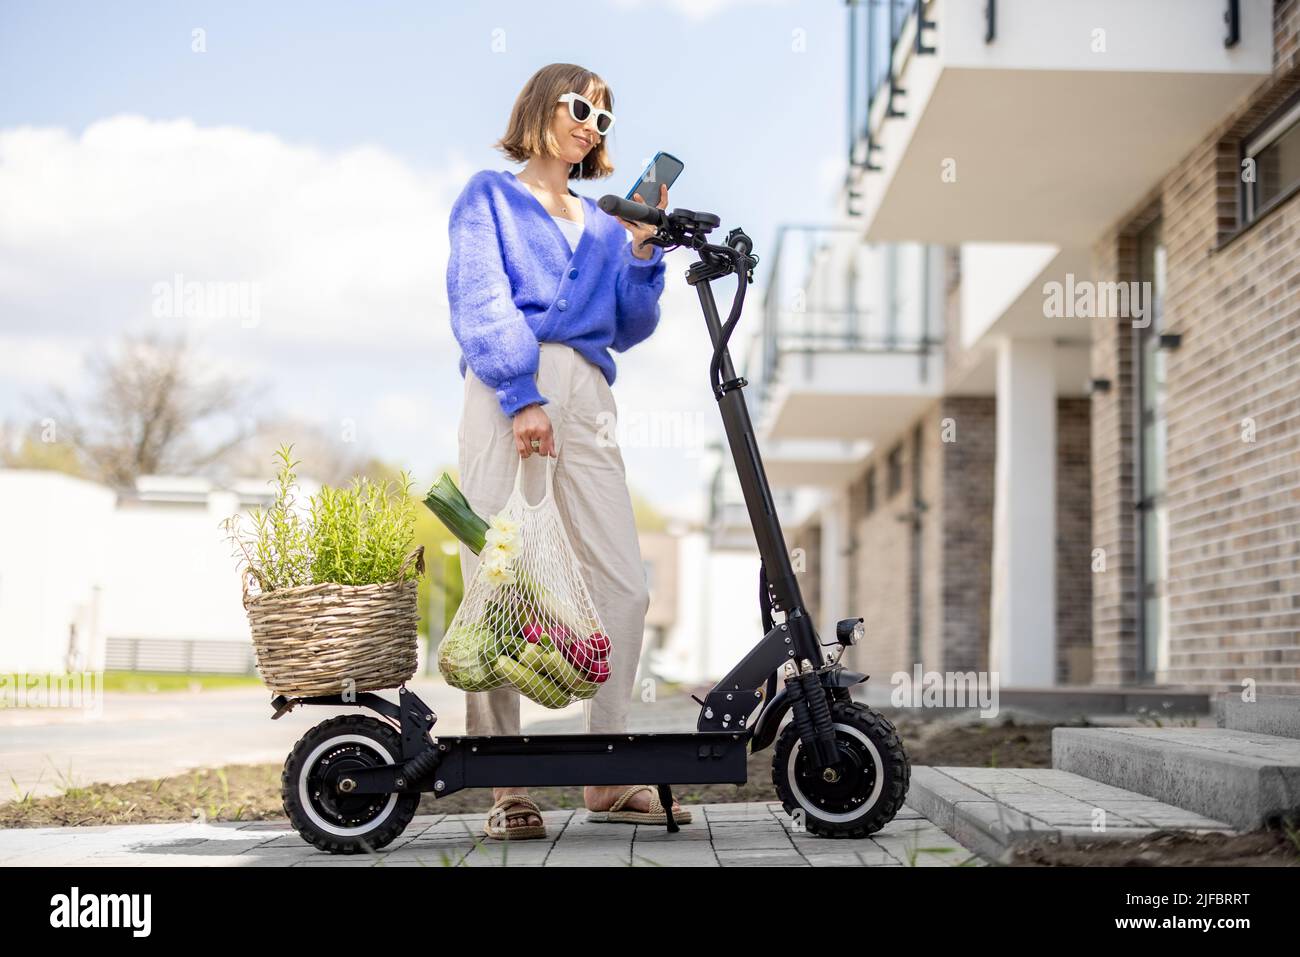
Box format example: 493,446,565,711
0,802,981,867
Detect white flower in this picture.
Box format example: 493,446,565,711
484,526,519,554
482,556,517,589
488,512,520,537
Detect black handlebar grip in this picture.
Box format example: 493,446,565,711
598,193,666,228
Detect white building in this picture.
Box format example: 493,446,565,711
0,469,287,675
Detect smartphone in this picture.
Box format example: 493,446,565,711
626,151,683,206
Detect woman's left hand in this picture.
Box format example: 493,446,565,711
618,182,667,260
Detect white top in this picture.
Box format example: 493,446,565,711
551,214,585,252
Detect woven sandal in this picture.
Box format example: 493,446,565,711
585,785,693,825
483,793,548,841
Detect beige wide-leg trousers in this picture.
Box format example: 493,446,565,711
456,342,649,736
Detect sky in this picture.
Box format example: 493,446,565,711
0,0,849,523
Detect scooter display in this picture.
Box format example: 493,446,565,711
270,193,912,853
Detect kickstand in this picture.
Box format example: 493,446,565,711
657,784,680,833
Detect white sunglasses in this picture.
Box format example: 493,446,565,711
557,92,615,136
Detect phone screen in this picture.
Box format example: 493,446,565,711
627,152,684,205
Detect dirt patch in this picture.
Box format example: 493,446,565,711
889,713,1068,769
0,764,285,828
1014,824,1300,867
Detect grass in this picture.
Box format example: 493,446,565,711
99,671,264,693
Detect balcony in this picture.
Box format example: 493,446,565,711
748,227,944,480
706,451,800,550
845,0,1273,243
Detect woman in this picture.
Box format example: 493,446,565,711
445,62,690,840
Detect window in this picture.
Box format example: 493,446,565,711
886,443,904,497
1242,94,1300,224
864,466,877,514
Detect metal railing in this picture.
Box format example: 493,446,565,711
846,0,935,187
105,636,258,675
746,224,941,419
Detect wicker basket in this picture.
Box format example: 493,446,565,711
242,546,425,698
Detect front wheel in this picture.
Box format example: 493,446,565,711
282,714,420,854
772,700,909,838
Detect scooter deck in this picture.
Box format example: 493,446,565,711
428,731,751,796
333,730,751,799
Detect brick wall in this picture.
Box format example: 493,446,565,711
845,393,1088,683
1057,397,1094,683
789,519,822,632
850,427,919,679
1090,0,1300,692
845,397,1000,678
939,396,996,673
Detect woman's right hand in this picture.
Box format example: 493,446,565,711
513,403,555,458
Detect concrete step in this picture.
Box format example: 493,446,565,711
1053,727,1300,830
908,766,1233,865
855,683,1210,720
1215,693,1300,740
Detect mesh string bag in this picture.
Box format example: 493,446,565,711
438,453,611,709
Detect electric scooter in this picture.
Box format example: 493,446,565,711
269,193,912,854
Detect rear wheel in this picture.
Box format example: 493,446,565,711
282,714,419,854
772,700,909,838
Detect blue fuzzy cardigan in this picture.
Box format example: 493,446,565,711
446,169,667,417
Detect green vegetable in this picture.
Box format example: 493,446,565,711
438,623,501,691
424,473,598,639
423,473,490,553
518,642,550,673
496,655,569,709
496,629,527,661
541,649,599,696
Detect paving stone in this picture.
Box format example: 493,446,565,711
909,765,1235,864
545,849,633,866
709,829,796,851
632,826,713,842
1054,727,1300,830
629,845,719,867
0,801,983,867
716,850,808,867
807,853,903,867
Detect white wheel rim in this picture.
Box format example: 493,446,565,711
787,722,884,823
298,733,400,838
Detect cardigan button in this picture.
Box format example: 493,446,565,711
556,299,568,311
568,268,578,279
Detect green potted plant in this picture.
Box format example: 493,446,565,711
223,444,424,698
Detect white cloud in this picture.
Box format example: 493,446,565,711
0,334,91,389
0,115,729,518
0,115,459,348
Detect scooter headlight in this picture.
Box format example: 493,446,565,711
836,617,864,647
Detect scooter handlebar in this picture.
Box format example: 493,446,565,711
598,193,666,228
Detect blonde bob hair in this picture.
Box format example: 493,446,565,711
494,62,615,180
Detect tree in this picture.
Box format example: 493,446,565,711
35,332,263,489
222,416,389,487
0,418,84,476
